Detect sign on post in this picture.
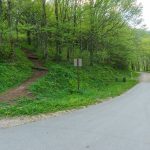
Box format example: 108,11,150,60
74,58,83,91
74,58,82,67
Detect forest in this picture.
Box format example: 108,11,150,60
0,0,150,117
0,0,150,68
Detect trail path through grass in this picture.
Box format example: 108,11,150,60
0,51,48,102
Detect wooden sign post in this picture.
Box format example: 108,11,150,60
74,58,82,91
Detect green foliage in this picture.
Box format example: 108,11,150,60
0,45,12,61
29,64,76,97
29,63,137,98
128,30,150,71
0,49,32,93
0,0,145,68
0,0,147,117
0,63,138,117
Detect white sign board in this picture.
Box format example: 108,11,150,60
74,58,82,67
74,59,78,67
78,59,82,67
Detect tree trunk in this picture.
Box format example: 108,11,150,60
54,0,61,61
89,0,94,66
72,0,77,53
7,0,14,56
16,19,19,44
41,0,48,60
0,0,3,45
27,30,31,45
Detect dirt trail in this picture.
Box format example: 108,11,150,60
0,51,48,102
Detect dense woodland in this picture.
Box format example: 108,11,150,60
0,0,149,70
1,0,150,116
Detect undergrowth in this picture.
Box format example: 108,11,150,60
0,62,138,117
0,48,32,93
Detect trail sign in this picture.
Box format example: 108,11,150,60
74,58,83,91
74,58,82,67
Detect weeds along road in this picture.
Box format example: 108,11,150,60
0,73,150,150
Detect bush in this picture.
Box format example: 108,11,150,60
0,48,32,93
0,45,12,62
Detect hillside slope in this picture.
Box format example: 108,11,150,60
0,62,138,117
0,49,32,94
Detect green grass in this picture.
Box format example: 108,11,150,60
0,62,139,118
0,49,32,93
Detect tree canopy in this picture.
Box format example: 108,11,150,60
0,0,149,70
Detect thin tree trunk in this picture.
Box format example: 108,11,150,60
27,30,31,45
72,0,77,58
41,0,48,60
7,0,14,56
89,0,94,66
55,0,61,61
0,0,3,45
16,19,19,44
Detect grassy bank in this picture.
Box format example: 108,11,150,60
0,49,32,93
0,62,138,117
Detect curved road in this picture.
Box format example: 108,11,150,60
0,74,150,150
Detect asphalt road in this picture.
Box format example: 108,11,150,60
0,80,150,150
